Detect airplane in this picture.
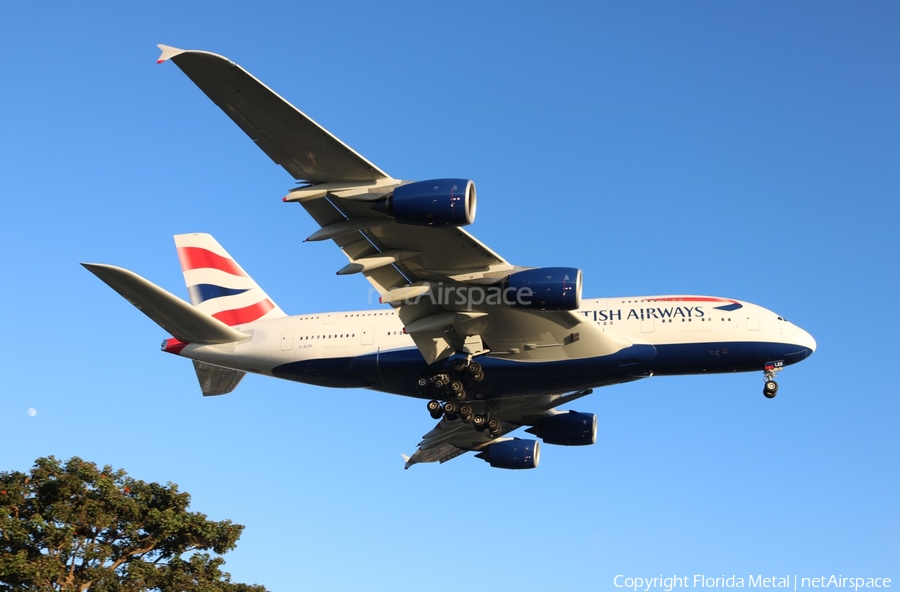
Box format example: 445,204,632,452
83,45,817,470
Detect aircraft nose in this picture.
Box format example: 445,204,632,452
797,327,817,357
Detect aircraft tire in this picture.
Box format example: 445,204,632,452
473,415,487,430
450,381,466,400
763,380,778,398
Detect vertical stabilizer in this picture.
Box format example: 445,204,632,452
174,233,286,326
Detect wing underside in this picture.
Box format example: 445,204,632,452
403,389,595,469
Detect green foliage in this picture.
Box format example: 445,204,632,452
0,456,268,591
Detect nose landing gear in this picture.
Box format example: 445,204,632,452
762,360,783,399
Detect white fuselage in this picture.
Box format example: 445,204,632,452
172,295,816,399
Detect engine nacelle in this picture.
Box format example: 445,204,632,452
475,438,540,469
526,411,597,446
380,178,476,227
506,267,582,311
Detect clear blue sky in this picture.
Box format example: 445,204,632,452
2,2,897,590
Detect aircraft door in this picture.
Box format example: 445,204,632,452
746,314,760,331
281,332,294,351
361,326,375,345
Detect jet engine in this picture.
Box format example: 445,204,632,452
376,178,476,227
475,438,540,469
525,411,597,446
505,267,582,311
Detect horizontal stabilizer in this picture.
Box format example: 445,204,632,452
82,263,250,344
193,360,245,396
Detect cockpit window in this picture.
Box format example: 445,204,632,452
776,316,788,322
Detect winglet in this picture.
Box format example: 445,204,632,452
156,44,185,64
401,454,411,470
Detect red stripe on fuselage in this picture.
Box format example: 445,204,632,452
177,247,245,276
645,297,735,303
213,299,275,326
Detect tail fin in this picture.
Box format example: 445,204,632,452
174,233,286,326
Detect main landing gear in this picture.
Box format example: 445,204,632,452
762,360,784,399
420,360,500,436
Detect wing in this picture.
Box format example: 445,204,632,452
159,45,631,364
157,45,387,184
403,389,594,469
157,44,513,291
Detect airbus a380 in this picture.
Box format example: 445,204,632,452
84,45,816,470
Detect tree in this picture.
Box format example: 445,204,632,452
0,456,268,591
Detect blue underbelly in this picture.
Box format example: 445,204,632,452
271,340,812,399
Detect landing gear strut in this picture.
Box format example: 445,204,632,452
763,360,783,399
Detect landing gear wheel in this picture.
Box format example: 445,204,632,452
763,380,778,398
467,362,482,376
442,401,457,415
430,409,443,420
470,371,484,383
427,400,441,413
472,415,487,431
487,418,501,432
417,377,429,389
457,406,473,423
451,359,468,373
449,381,466,400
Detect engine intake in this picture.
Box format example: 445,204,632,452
475,438,540,469
378,178,476,227
506,267,582,311
526,411,597,446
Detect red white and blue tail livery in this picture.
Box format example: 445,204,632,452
84,46,817,470
175,233,285,326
